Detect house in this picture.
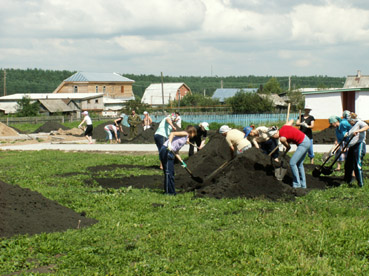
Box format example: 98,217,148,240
0,93,104,117
53,72,135,101
303,70,369,129
141,83,191,106
258,93,287,109
212,88,258,103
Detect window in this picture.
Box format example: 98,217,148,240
95,99,98,104
103,86,106,93
95,86,99,93
121,86,124,93
74,85,78,93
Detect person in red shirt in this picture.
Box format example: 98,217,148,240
272,120,310,188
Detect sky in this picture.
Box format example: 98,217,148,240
1,0,369,77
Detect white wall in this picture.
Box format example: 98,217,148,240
355,91,369,119
305,92,342,119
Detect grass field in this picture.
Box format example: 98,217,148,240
0,150,369,275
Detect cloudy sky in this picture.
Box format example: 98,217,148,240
1,0,368,77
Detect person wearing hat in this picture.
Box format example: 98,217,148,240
127,110,142,140
142,111,152,131
296,105,315,164
328,113,352,171
344,113,369,187
219,125,252,158
272,120,310,188
174,111,182,128
247,125,279,161
114,113,126,142
189,122,210,156
78,111,93,144
154,114,177,169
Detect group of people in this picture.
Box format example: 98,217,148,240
79,107,368,193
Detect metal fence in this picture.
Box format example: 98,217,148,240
0,113,298,127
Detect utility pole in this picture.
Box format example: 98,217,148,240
220,80,223,88
177,89,181,108
161,72,165,112
288,76,291,91
3,69,6,96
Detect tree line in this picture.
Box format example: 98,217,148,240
1,68,345,99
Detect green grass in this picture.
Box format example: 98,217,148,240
0,151,369,275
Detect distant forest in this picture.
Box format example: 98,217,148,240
0,68,346,98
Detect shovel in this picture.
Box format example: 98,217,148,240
274,156,287,181
312,134,355,177
205,160,232,181
172,152,203,183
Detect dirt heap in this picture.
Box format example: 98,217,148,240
313,126,369,144
93,121,159,144
53,127,84,136
0,180,97,238
173,133,338,200
0,122,19,136
33,121,70,133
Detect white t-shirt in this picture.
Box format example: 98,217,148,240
175,116,182,128
85,115,92,125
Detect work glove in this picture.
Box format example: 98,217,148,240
344,132,349,138
167,142,172,151
181,161,187,168
300,122,308,128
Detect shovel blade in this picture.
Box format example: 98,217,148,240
312,167,321,178
275,168,287,181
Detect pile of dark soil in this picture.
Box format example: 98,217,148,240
0,180,97,238
93,121,159,144
313,126,369,144
33,121,70,133
83,132,341,201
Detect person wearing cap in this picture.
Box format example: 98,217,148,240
114,113,125,142
127,110,142,140
247,125,279,161
142,111,152,131
296,105,315,164
328,113,352,171
154,114,177,169
344,113,369,187
104,124,118,144
219,125,252,158
272,120,310,188
78,111,93,144
189,122,209,156
159,125,197,195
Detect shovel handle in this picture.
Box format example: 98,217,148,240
268,145,279,156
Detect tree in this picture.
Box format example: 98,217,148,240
122,98,151,114
261,77,283,94
226,91,273,113
286,91,305,111
16,96,39,117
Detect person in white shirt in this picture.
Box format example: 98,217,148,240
174,112,182,128
78,111,93,144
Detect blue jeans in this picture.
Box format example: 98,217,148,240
159,146,176,195
290,136,310,188
344,142,366,187
308,139,315,159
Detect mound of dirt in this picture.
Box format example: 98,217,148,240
313,126,369,144
172,133,339,200
53,127,84,136
0,122,19,136
33,121,70,133
93,121,159,144
0,180,97,238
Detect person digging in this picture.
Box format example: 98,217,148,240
272,120,310,189
189,122,210,157
127,110,142,140
246,125,279,162
159,125,197,195
219,125,252,158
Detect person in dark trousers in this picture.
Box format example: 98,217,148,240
114,113,125,142
189,122,209,156
344,113,369,187
247,126,279,161
78,111,93,144
159,125,197,195
296,105,315,164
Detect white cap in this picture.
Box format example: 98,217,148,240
201,122,209,131
219,125,231,134
304,105,312,110
82,111,88,115
143,111,148,115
